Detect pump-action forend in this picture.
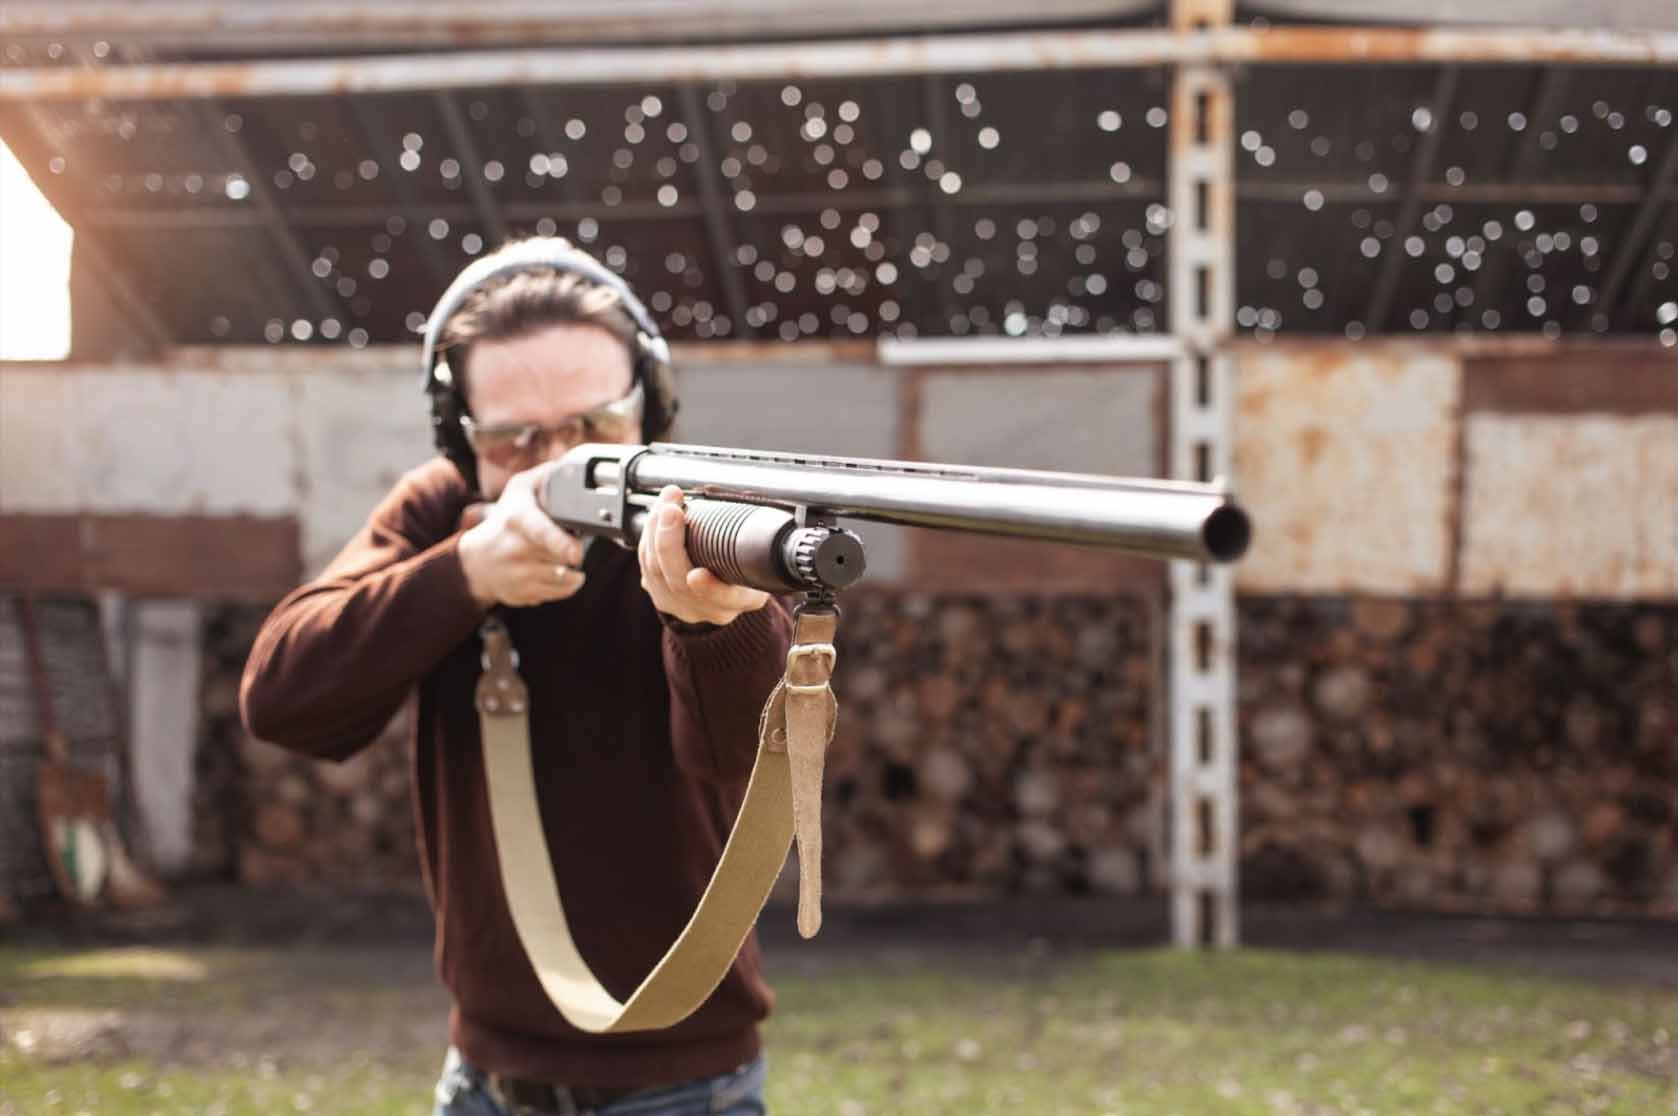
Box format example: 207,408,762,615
543,442,1253,596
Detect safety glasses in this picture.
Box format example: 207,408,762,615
460,381,644,468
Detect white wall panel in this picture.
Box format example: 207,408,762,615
0,367,76,509
296,368,432,574
1461,415,1678,599
1235,347,1460,594
919,368,1159,476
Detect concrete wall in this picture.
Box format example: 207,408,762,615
12,339,1672,599
1,346,1171,594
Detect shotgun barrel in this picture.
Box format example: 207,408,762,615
544,442,1252,594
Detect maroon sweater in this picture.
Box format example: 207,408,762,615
240,456,794,1087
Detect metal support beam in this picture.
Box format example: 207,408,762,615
1468,67,1572,320
1167,58,1239,950
433,92,509,247
519,87,587,218
678,85,753,339
6,27,1678,102
1594,130,1678,330
0,1,1145,52
923,75,962,336
81,179,1674,233
1362,65,1459,332
345,97,455,292
189,100,345,326
80,178,1162,230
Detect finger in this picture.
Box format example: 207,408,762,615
652,500,695,591
513,507,584,565
517,563,585,605
637,505,672,599
644,485,684,574
685,567,769,611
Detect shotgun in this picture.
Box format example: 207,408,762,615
542,441,1252,597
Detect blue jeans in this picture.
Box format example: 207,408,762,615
433,1046,768,1116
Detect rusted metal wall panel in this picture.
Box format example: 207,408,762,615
1233,345,1461,594
1460,414,1678,599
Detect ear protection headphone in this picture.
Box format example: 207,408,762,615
420,237,678,495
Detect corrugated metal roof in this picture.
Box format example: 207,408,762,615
1,17,1674,349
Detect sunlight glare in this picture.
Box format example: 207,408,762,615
0,140,73,360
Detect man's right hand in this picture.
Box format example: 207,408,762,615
457,464,587,608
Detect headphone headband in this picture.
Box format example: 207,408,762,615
420,237,669,394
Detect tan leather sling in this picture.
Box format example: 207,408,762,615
476,606,837,1034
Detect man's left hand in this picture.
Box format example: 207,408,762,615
638,485,770,626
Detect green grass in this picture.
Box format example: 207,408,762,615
2,942,1675,1115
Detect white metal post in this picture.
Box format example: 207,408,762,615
1166,4,1239,948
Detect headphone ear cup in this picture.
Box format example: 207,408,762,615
639,349,680,442
430,379,481,495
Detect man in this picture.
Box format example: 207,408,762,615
240,239,792,1115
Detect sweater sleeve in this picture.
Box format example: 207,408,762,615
661,599,794,784
240,459,488,762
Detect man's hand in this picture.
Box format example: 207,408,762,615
458,463,587,608
638,486,770,626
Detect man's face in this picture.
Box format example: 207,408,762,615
463,321,638,500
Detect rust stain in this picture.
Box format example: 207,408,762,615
1298,425,1328,467
1464,354,1678,416
1238,25,1430,63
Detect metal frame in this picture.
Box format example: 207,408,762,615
1166,0,1238,950
5,27,1678,102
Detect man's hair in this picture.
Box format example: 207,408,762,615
436,246,640,393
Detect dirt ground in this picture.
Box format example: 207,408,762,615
12,883,1678,981
5,885,1676,1071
